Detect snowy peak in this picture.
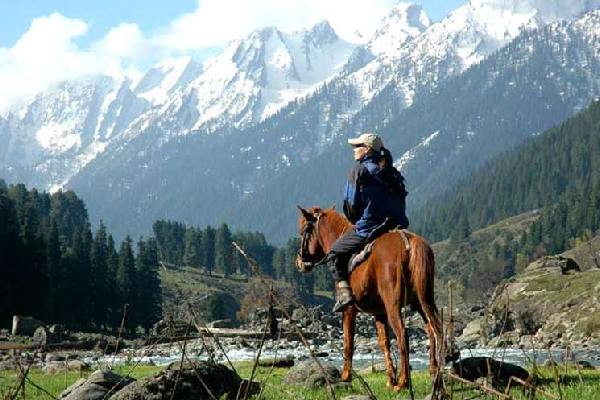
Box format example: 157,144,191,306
134,56,202,106
470,0,600,25
369,3,431,56
185,21,355,127
303,20,339,47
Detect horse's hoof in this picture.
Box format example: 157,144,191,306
386,380,397,388
392,381,409,391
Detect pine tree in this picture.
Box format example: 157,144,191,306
106,234,120,329
90,222,109,329
116,236,136,331
203,226,216,275
183,228,203,267
136,238,162,332
214,223,233,275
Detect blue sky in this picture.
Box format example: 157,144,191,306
0,0,468,112
1,0,468,47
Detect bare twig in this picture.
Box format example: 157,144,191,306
232,241,338,400
448,373,511,399
114,304,129,354
186,304,237,375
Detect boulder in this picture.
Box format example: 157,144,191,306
111,361,244,400
257,355,294,368
283,360,340,389
525,256,580,275
11,315,45,336
458,319,484,346
576,360,596,370
58,370,134,400
43,360,90,374
207,319,234,329
452,357,530,389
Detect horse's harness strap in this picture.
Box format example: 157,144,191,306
392,228,411,253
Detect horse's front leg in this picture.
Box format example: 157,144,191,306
341,306,357,382
375,314,396,388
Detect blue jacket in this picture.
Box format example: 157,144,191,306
343,153,409,237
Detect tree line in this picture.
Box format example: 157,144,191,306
0,182,334,332
413,99,600,269
152,220,327,298
0,182,161,332
414,99,600,242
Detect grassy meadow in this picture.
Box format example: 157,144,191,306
1,361,600,399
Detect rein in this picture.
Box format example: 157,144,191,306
297,213,329,269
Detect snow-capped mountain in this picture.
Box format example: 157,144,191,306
0,20,356,189
3,0,600,243
0,76,151,190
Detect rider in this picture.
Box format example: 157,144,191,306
329,132,409,312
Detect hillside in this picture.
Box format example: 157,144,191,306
160,265,332,325
482,247,600,348
431,211,540,308
414,98,600,243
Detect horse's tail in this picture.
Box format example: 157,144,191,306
408,234,443,355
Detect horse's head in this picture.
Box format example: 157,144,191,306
295,206,328,273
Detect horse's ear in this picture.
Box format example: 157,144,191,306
297,205,316,221
330,204,336,211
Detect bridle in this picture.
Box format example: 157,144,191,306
297,212,329,270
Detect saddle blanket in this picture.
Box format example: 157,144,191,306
348,228,411,274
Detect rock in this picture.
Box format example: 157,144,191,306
458,319,484,346
12,315,45,336
577,360,595,370
58,370,134,400
207,319,234,329
291,308,307,322
46,354,67,362
43,360,90,374
111,361,244,400
359,362,388,374
0,360,15,371
283,360,340,389
525,256,580,275
257,356,294,368
452,357,530,388
33,327,48,346
342,395,372,400
543,359,558,368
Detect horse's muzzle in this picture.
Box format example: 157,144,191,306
295,255,314,273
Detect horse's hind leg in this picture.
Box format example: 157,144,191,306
374,314,396,388
341,306,357,382
414,303,441,378
386,304,410,390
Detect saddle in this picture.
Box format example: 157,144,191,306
348,218,411,274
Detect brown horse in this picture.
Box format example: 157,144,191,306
295,206,443,390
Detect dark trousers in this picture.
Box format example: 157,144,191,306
328,231,368,282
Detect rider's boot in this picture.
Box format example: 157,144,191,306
333,280,355,312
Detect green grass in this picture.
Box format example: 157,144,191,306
0,364,159,399
3,361,600,400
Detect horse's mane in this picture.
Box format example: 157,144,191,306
309,207,352,236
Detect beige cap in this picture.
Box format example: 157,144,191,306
347,133,383,152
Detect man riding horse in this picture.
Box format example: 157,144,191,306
295,137,442,389
329,132,409,312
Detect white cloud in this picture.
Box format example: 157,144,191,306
0,13,148,112
155,0,397,50
0,1,398,112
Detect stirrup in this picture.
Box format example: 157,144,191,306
333,281,354,312
332,296,354,313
